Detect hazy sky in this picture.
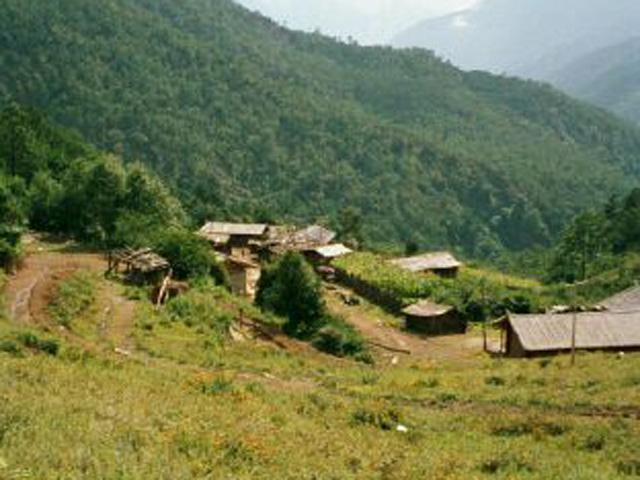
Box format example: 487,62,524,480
235,0,481,44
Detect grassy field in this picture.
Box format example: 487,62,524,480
1,326,639,478
1,256,639,479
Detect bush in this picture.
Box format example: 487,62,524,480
480,455,534,474
485,375,506,386
0,340,21,356
257,253,326,339
156,229,228,284
312,316,370,362
201,378,234,395
351,406,405,431
16,333,59,356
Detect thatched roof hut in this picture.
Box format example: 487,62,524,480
110,248,170,284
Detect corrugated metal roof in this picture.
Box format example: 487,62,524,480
601,285,640,312
391,252,462,272
199,222,268,237
313,244,353,258
509,312,640,352
402,300,454,318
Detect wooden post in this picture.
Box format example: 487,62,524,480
481,280,488,353
571,310,578,366
156,269,172,308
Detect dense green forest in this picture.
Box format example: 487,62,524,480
2,0,640,256
0,104,221,277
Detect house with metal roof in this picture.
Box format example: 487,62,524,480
600,285,640,312
391,252,463,278
504,311,640,357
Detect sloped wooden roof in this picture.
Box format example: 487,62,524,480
199,222,268,237
402,300,454,318
508,312,640,352
601,285,640,312
391,252,462,272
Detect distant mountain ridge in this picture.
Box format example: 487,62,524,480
2,0,640,257
392,0,640,79
549,38,640,124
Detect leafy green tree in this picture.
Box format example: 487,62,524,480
0,174,27,268
256,253,327,339
155,229,227,285
339,206,363,249
123,163,186,227
549,211,612,282
28,171,63,232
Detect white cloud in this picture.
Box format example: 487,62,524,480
235,0,481,44
452,14,470,28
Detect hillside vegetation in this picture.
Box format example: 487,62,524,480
1,277,639,479
2,0,640,255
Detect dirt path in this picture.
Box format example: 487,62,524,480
4,251,107,324
96,282,139,354
2,247,141,355
325,286,499,363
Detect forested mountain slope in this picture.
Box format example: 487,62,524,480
2,0,640,256
549,39,640,124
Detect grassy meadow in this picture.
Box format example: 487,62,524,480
1,261,639,479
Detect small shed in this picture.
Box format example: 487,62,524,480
391,252,462,278
110,248,171,285
600,285,640,312
304,243,353,265
402,300,464,335
504,312,640,358
221,255,262,300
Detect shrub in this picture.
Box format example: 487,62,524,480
16,333,59,356
415,378,440,389
579,433,607,452
480,455,534,474
201,378,234,395
312,316,370,361
351,406,405,431
485,375,506,386
0,340,21,356
257,253,326,339
618,460,640,476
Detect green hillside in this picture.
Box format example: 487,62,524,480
2,0,640,256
